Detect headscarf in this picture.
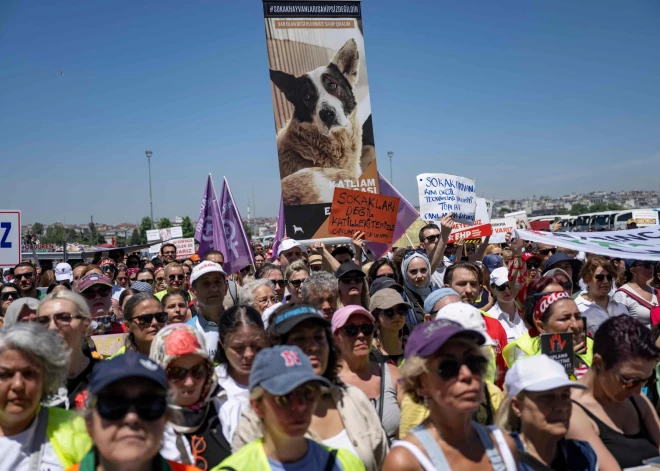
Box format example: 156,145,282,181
401,252,433,299
149,324,219,433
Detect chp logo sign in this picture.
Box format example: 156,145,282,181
0,211,21,267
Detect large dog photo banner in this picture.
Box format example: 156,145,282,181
262,1,379,239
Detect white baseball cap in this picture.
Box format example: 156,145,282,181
277,239,307,256
490,267,509,287
190,261,227,285
505,354,587,397
54,263,73,282
435,303,496,347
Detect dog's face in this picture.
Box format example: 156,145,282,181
270,38,360,135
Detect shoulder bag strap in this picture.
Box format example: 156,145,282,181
323,449,338,471
615,288,655,309
378,362,385,421
28,408,49,471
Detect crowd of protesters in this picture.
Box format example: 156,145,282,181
1,221,660,471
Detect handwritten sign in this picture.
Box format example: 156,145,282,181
489,218,517,243
447,223,493,244
91,333,127,357
540,332,574,374
328,189,400,243
417,173,476,225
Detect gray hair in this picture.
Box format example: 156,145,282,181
4,298,40,327
240,279,275,307
0,324,70,397
302,271,338,301
39,290,91,319
284,260,309,280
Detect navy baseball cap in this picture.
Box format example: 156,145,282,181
249,345,331,395
482,254,504,272
405,319,485,360
271,305,330,335
369,276,404,296
89,351,168,394
335,262,365,279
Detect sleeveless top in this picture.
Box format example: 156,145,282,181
371,362,400,440
391,421,516,470
572,398,659,469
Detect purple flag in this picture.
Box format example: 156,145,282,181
271,197,285,261
217,177,254,274
195,175,224,260
365,173,420,259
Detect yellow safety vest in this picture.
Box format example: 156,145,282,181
502,332,594,369
45,407,93,468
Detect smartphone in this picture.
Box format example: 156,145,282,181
581,317,588,344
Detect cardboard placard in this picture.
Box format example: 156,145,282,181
447,223,493,244
417,173,477,225
91,333,127,357
540,332,574,374
489,217,517,244
328,188,400,243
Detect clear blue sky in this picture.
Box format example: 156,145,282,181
2,0,659,225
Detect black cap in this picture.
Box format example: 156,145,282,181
369,277,404,296
271,305,330,334
334,262,365,279
89,351,168,394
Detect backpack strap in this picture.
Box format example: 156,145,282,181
323,449,338,471
228,280,238,305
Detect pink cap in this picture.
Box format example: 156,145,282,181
331,305,375,334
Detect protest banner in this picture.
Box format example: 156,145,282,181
328,188,399,243
505,210,531,230
417,173,477,225
148,237,195,257
91,333,127,357
146,227,182,243
540,332,575,374
447,223,493,244
489,217,517,244
512,226,660,261
0,210,20,267
261,1,380,239
217,177,254,274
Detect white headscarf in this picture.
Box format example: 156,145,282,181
401,252,432,299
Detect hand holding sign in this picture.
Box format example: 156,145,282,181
440,214,453,240
328,189,400,243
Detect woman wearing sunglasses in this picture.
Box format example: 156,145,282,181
336,262,370,309
1,282,21,320
112,292,167,358
487,267,527,344
575,257,629,335
234,304,389,471
99,258,124,300
385,319,518,471
154,266,168,293
496,355,597,470
369,288,409,366
0,324,91,470
367,259,401,286
137,267,156,285
333,305,403,441
567,315,660,469
78,273,125,336
71,352,202,471
216,345,364,471
150,324,232,469
613,259,658,328
261,261,310,326
256,264,286,303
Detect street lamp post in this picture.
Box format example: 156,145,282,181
387,151,393,184
145,150,154,229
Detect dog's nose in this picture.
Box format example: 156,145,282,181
319,107,336,126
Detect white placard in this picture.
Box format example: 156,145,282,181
504,210,531,230
417,173,477,225
0,211,21,267
147,227,183,242
149,238,195,259
489,218,517,243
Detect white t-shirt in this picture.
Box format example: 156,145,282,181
186,315,219,359
574,293,630,335
215,364,250,444
487,303,527,343
0,410,62,471
430,257,452,289
612,284,658,328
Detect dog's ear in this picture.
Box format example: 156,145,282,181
331,38,359,86
270,69,298,104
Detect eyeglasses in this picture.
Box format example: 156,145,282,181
375,273,395,280
272,384,320,408
270,279,286,287
14,272,34,280
526,261,541,270
166,364,208,383
379,307,407,319
437,356,489,380
162,251,176,256
95,394,168,421
493,283,511,292
81,286,112,299
1,292,20,301
169,274,185,281
613,369,654,390
423,234,440,244
342,323,375,337
538,248,556,256
594,273,614,282
36,312,86,327
339,276,364,285
130,312,168,326
288,278,307,288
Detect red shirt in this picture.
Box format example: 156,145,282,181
482,314,508,388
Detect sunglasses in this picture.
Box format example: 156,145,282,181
493,283,510,292
594,273,614,282
538,248,556,256
342,323,375,337
130,312,168,326
423,234,440,244
1,292,20,301
101,266,117,273
272,384,320,409
404,248,426,259
14,272,34,280
379,307,407,319
339,276,364,285
288,278,307,288
166,364,208,383
613,369,654,390
169,274,185,281
81,286,112,299
526,261,540,270
129,276,138,282
139,278,154,285
375,273,395,280
271,279,286,287
437,356,489,380
95,394,168,421
36,312,86,327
